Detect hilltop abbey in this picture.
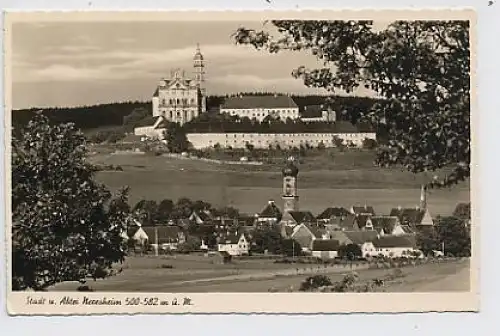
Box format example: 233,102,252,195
151,44,207,125
136,44,377,148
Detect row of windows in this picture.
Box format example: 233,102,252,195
162,110,197,120
220,133,363,138
161,98,196,105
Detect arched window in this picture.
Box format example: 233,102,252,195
191,98,195,104
176,98,180,104
169,99,173,105
169,111,173,119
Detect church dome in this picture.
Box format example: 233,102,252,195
193,52,204,61
282,160,299,177
193,44,204,61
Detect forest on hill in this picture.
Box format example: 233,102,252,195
11,93,377,131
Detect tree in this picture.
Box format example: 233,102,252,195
12,113,130,291
282,239,302,257
338,243,362,260
164,123,190,153
157,199,174,222
133,200,158,226
123,107,149,130
436,216,471,257
251,226,284,254
362,138,378,150
233,20,470,187
416,227,440,256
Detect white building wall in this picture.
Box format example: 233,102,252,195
187,132,376,149
311,251,338,259
221,107,300,122
134,126,165,140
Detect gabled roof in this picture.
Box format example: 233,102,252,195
134,115,167,129
259,201,282,218
329,213,357,230
312,239,341,252
453,202,471,220
373,234,417,249
304,224,326,239
288,211,315,224
142,226,184,244
191,209,213,222
390,208,426,225
351,205,376,215
355,214,372,228
371,216,400,234
219,232,246,245
400,225,415,234
221,95,298,109
344,230,379,245
316,207,351,220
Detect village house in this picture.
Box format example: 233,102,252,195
142,226,186,251
256,200,282,226
133,115,168,140
290,223,327,252
279,210,316,228
217,233,250,256
354,214,374,231
350,205,376,216
369,234,419,258
311,239,341,260
370,216,413,236
189,209,214,225
121,218,149,247
315,207,351,225
390,206,434,230
323,212,359,232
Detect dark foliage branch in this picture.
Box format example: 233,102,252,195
233,20,471,187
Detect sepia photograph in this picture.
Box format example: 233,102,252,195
5,10,477,314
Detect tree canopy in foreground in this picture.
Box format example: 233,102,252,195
233,20,470,187
12,113,130,291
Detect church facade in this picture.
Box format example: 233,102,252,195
151,45,207,125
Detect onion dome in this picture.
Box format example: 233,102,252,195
194,44,204,61
282,160,299,177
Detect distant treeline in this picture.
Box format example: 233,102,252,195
12,93,377,131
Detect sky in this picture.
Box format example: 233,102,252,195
11,20,377,109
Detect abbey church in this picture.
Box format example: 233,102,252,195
151,45,207,125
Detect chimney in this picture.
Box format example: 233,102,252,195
397,205,402,210
420,184,428,210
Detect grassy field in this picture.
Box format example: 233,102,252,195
49,255,470,293
88,152,470,216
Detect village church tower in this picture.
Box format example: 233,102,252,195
282,159,299,213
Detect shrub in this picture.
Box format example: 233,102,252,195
299,275,333,291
